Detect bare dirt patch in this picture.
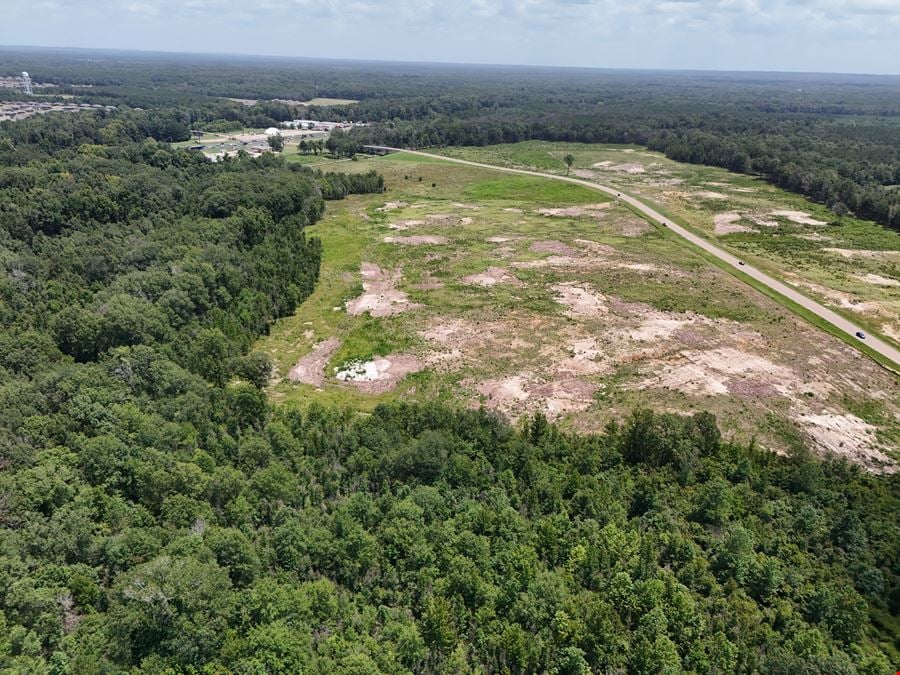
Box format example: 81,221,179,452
552,283,608,318
855,273,900,288
645,347,794,397
531,240,580,256
377,201,409,212
823,248,900,261
771,210,828,226
797,413,894,472
536,203,612,218
384,235,449,246
692,190,729,201
714,212,756,235
345,263,422,317
334,354,423,394
605,163,647,174
462,267,523,288
786,276,890,318
424,213,473,227
288,337,342,387
388,219,425,230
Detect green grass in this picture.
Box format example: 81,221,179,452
463,175,608,204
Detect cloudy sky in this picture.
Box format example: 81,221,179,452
1,0,898,74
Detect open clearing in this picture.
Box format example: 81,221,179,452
257,148,899,471
437,141,900,351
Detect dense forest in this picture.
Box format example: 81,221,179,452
0,96,897,673
2,47,899,229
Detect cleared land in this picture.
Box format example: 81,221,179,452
437,142,900,354
172,128,330,162
257,150,899,471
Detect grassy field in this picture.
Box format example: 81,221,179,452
436,142,900,349
303,97,358,106
256,150,899,470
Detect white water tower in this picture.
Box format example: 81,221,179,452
21,72,33,96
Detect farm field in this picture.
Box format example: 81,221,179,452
257,150,899,471
436,142,900,349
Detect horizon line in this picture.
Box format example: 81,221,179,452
1,43,899,79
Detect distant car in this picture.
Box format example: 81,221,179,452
855,331,866,339
738,261,745,266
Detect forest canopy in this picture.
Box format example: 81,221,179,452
2,47,898,229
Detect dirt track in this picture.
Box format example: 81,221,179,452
381,148,900,370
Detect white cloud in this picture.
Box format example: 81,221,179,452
0,0,897,72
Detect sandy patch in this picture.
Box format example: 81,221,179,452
377,201,409,212
536,203,612,218
714,212,755,235
388,219,425,230
692,190,729,201
573,169,601,180
607,163,646,174
475,373,598,419
503,207,524,213
882,324,900,342
856,273,900,288
771,210,827,226
384,235,449,246
476,374,531,406
630,318,691,342
334,354,423,394
424,213,473,227
797,413,894,472
345,263,422,317
640,347,794,398
823,248,900,261
532,379,599,416
452,202,481,210
574,239,617,255
552,283,608,317
288,337,341,387
487,236,518,243
531,240,580,256
787,276,890,317
462,266,523,288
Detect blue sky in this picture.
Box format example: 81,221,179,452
2,0,898,74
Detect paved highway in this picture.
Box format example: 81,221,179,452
380,147,900,369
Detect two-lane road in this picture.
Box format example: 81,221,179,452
380,147,900,369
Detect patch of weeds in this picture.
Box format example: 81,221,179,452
330,316,414,367
761,413,807,455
